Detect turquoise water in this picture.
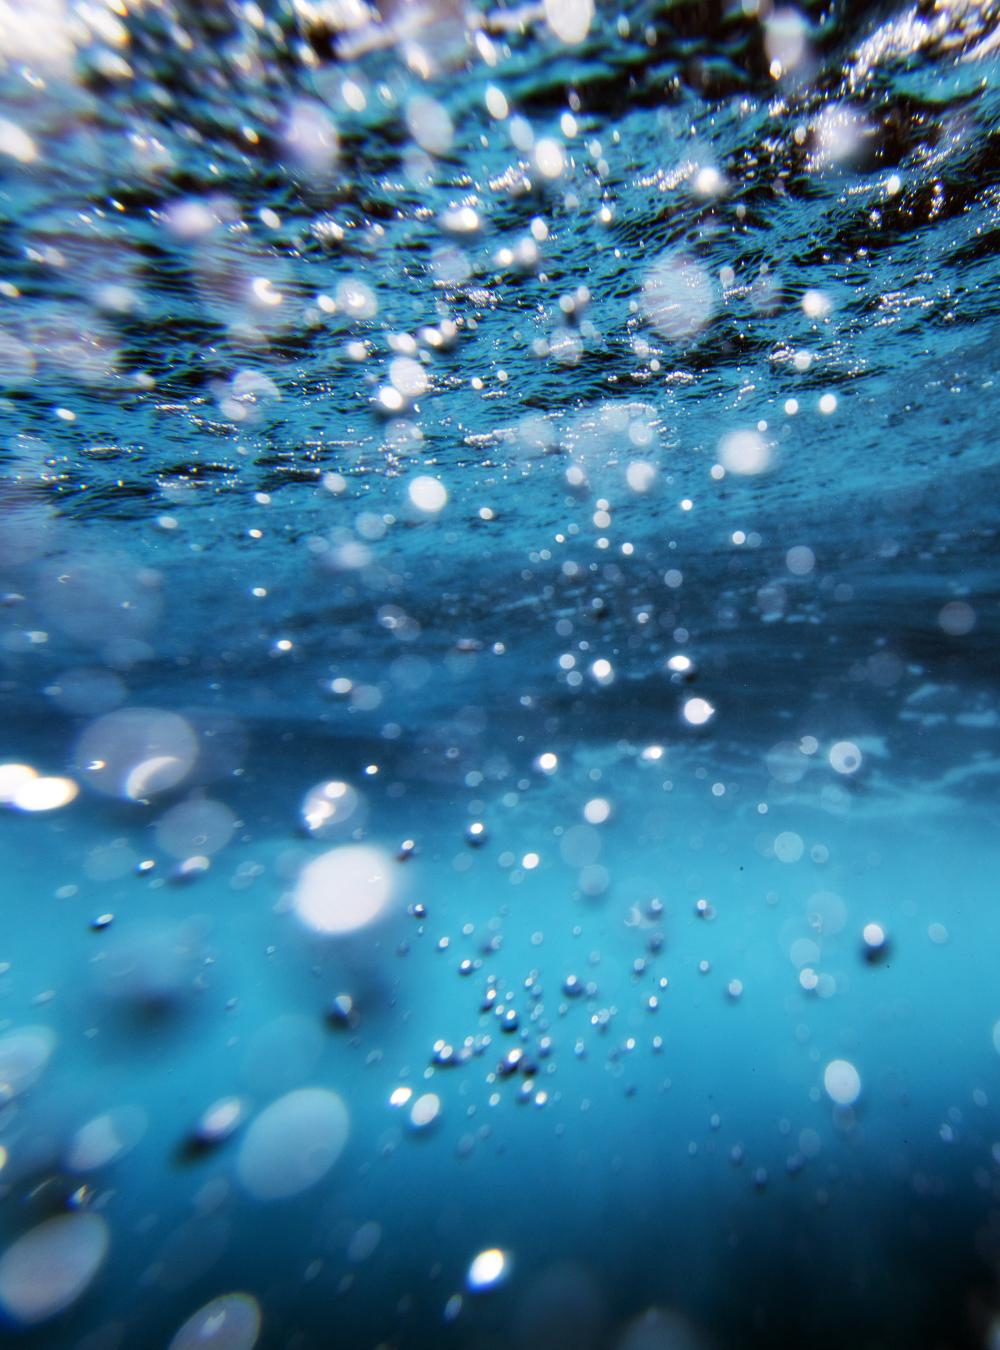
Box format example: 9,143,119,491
1,1,999,1346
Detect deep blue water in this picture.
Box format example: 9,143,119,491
1,1,999,1347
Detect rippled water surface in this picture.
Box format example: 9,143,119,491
1,1,999,1347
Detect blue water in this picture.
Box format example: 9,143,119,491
1,1,999,1347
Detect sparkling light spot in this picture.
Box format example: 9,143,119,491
467,1248,509,1292
683,697,715,727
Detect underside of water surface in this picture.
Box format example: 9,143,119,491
0,1,999,1347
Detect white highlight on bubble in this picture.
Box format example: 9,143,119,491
823,1058,861,1106
409,476,448,513
0,1214,108,1325
168,1293,262,1350
543,0,593,44
719,429,772,476
237,1088,348,1201
829,741,862,775
294,844,394,936
467,1248,509,1291
683,697,715,727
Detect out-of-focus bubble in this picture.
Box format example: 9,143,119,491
300,780,365,839
336,277,377,320
0,119,36,164
192,1096,248,1148
0,0,77,73
293,844,394,935
36,554,161,647
616,1306,709,1350
786,545,815,575
168,1293,262,1350
765,741,809,784
390,355,429,400
823,1058,861,1106
46,667,127,717
99,924,202,1017
626,461,657,493
719,429,772,475
534,138,565,179
155,798,237,858
282,100,339,177
682,697,715,727
75,708,199,800
409,1092,441,1130
543,0,594,44
405,95,453,156
0,764,37,805
0,331,35,386
0,1026,55,1101
938,600,975,636
409,476,448,513
164,198,223,241
513,1262,607,1350
237,1088,348,1201
828,740,862,775
467,1247,509,1292
808,104,870,170
7,774,78,813
640,255,715,342
0,1214,109,1325
764,8,809,74
66,1106,147,1172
